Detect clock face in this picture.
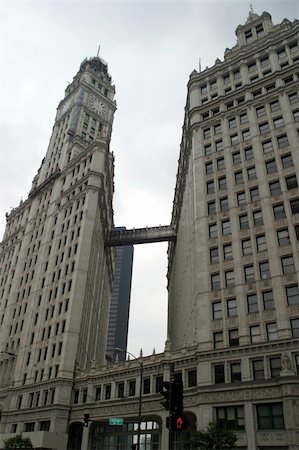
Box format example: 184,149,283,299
90,96,106,116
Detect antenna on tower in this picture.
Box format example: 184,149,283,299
97,45,101,58
249,3,254,14
199,58,202,73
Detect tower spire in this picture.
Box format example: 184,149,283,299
97,45,101,58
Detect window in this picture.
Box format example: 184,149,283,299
237,191,246,206
206,162,213,174
230,134,239,145
290,42,299,52
266,322,278,341
290,198,299,214
220,196,229,212
256,105,266,117
248,62,256,72
277,228,290,246
232,151,241,165
250,187,260,201
259,122,270,134
205,144,212,155
269,357,281,378
247,293,258,313
295,224,299,241
117,382,124,398
223,74,230,84
208,201,216,215
242,129,250,141
214,331,223,349
244,146,254,160
239,214,249,230
239,112,248,124
212,302,222,319
291,318,299,337
244,265,255,283
242,239,252,256
216,405,245,430
265,160,278,177
273,203,285,220
269,180,281,196
215,140,223,151
256,235,267,251
277,134,289,148
227,298,237,316
105,384,111,400
218,176,227,190
262,139,273,153
260,56,269,66
222,220,231,235
281,153,293,169
260,261,270,279
263,291,274,310
289,92,299,104
286,174,298,190
247,166,256,180
143,378,150,394
281,255,295,274
270,100,280,112
207,180,215,194
201,85,207,94
230,362,241,382
209,223,217,239
235,171,243,185
188,369,197,387
217,158,225,171
211,273,220,290
252,360,264,380
228,117,236,128
214,123,221,134
95,386,101,400
250,325,261,343
245,28,253,42
210,247,219,264
225,271,234,287
286,285,299,306
257,403,284,429
293,110,299,122
214,364,225,384
24,423,35,432
223,243,233,260
203,128,211,139
229,329,239,346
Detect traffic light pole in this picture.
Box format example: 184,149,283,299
169,364,175,450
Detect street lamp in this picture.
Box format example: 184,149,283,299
115,347,143,450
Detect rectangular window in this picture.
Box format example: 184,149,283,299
277,134,289,148
242,129,250,141
214,364,225,384
203,128,211,139
256,105,266,117
281,153,293,168
257,403,284,430
105,384,111,400
270,99,280,112
267,322,278,341
277,228,290,246
206,161,213,174
218,176,227,190
217,158,225,171
117,382,124,398
262,139,273,153
143,378,151,394
256,234,267,251
289,92,299,104
229,329,239,346
220,196,229,212
237,191,246,206
273,203,286,220
269,357,282,378
286,285,299,306
250,187,260,202
228,117,237,128
214,123,221,134
266,159,277,174
290,198,299,214
247,166,256,180
286,174,298,190
260,261,270,279
208,201,216,215
216,405,245,430
230,134,239,145
214,331,223,349
225,271,234,287
242,239,252,256
293,109,299,122
259,122,270,134
209,224,217,239
291,318,299,337
232,151,241,165
263,290,274,310
210,247,219,264
253,360,264,380
222,220,231,235
227,298,237,317
250,325,261,343
223,243,233,260
212,301,222,319
235,171,244,185
247,293,258,313
240,112,248,124
211,273,220,290
215,140,223,151
244,146,254,160
281,255,295,274
239,214,249,230
205,144,212,156
207,181,215,194
269,180,281,196
230,362,241,382
188,369,197,387
244,265,255,283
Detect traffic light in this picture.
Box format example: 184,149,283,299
166,414,187,431
83,413,89,427
171,381,183,416
160,381,171,411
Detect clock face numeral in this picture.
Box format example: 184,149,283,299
90,96,106,116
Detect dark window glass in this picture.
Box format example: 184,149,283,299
286,285,299,306
263,291,274,310
230,363,241,382
269,180,281,196
266,159,277,174
252,360,264,380
286,175,298,190
257,403,284,429
214,364,225,384
281,153,293,169
247,294,258,313
229,329,239,346
216,406,245,430
273,203,286,220
269,357,281,378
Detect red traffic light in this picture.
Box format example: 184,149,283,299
176,416,184,431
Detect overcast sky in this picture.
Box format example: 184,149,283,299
1,0,298,359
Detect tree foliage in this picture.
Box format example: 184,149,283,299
190,421,237,449
4,434,34,449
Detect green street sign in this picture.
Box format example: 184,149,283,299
109,418,124,426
